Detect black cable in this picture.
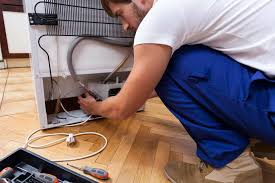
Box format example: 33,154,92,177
38,35,54,99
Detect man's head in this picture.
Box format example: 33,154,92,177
101,0,153,32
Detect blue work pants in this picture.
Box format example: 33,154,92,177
155,45,275,168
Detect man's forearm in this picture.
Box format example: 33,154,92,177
79,44,171,120
91,90,157,119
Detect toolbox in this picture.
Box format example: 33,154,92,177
0,148,98,183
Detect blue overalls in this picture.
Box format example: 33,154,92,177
155,45,275,168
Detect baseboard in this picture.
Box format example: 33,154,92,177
6,58,30,68
0,61,5,69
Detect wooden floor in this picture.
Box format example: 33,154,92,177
0,68,197,183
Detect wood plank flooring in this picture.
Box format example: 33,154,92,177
0,68,196,183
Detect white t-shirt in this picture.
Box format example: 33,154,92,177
134,0,275,77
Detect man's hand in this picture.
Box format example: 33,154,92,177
78,92,96,114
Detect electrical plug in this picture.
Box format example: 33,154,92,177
66,134,76,146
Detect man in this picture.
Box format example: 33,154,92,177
78,0,275,182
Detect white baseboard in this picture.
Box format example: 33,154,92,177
6,58,30,68
0,61,5,69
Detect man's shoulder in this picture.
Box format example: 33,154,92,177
150,0,216,20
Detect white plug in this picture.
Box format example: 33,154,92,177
66,133,76,146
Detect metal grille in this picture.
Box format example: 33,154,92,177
37,0,134,38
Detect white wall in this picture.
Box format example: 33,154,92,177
3,11,31,53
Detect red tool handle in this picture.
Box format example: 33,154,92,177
83,167,109,180
0,167,13,178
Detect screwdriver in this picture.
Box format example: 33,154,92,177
67,163,109,180
0,167,13,179
0,178,12,183
33,171,59,183
16,167,59,183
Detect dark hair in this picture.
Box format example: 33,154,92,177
101,0,132,17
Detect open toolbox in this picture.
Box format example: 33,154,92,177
0,148,98,183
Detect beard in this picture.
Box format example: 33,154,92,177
132,3,147,29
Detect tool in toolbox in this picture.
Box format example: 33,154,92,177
0,149,97,183
0,167,13,179
67,163,109,180
0,166,73,183
16,167,59,183
32,171,59,183
0,178,11,183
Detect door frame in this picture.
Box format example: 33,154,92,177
0,0,29,59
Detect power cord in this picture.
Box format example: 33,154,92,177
24,80,108,162
23,113,108,162
24,126,108,162
53,79,88,118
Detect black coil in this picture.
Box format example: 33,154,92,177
35,0,134,38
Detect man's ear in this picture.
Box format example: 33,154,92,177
140,0,146,5
133,0,145,6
